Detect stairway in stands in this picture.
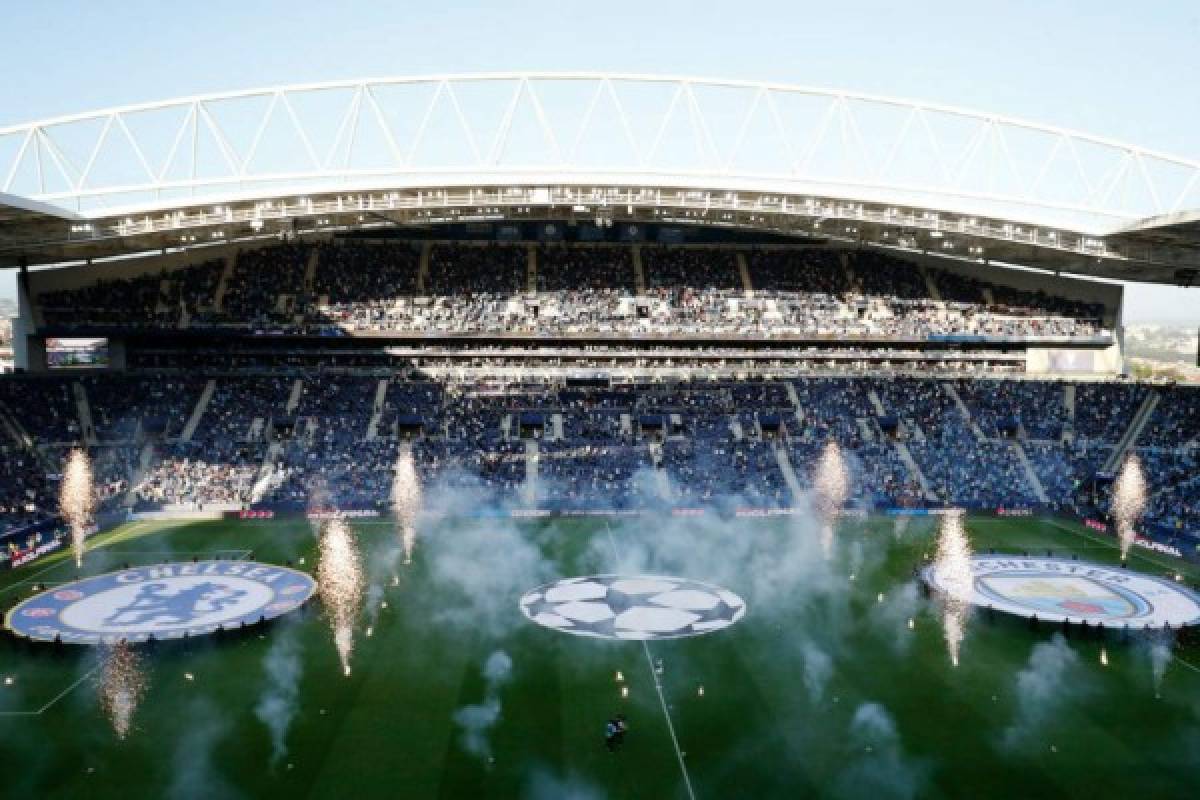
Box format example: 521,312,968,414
213,252,237,312
773,441,803,502
73,381,98,446
736,253,754,292
632,244,647,294
522,439,539,507
180,380,216,442
1102,390,1161,472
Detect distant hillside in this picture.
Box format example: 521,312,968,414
0,298,14,319
1124,324,1197,364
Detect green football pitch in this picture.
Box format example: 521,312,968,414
1,513,1199,800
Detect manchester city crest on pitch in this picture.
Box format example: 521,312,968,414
519,574,747,640
923,556,1200,629
4,561,316,644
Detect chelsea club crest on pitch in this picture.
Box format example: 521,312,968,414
4,561,317,644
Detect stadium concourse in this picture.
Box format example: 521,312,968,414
0,238,1196,568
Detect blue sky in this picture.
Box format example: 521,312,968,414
1,0,1198,322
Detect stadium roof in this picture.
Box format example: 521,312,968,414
1,73,1198,284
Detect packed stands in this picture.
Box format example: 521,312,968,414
4,234,1195,564
32,242,1111,342
1,372,1195,553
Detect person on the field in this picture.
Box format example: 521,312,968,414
605,718,618,752
615,714,628,745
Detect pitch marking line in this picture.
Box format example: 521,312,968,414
1172,655,1200,675
0,664,101,718
2,547,255,600
0,520,159,601
1045,520,1195,578
603,523,698,800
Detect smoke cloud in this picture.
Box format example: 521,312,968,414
453,650,514,762
523,767,607,800
254,623,303,766
1145,635,1173,696
168,699,239,800
801,641,833,704
1000,634,1085,751
834,702,927,800
423,477,554,637
867,581,921,656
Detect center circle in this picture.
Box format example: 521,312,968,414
519,574,747,640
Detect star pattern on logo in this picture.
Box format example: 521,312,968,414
520,575,746,640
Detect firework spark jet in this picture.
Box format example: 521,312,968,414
99,641,146,740
933,511,973,667
1112,454,1147,562
317,520,366,676
392,444,422,565
812,441,850,557
61,448,95,568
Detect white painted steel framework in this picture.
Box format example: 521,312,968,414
3,73,1199,233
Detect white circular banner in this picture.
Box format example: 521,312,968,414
5,561,316,644
923,556,1200,628
519,574,747,640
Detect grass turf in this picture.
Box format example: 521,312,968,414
0,514,1198,800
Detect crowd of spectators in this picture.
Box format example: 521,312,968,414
131,376,294,507
39,259,224,330
34,242,1109,342
221,243,311,327
0,369,1196,546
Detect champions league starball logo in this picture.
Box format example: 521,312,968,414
923,556,1200,629
519,575,746,640
5,561,317,644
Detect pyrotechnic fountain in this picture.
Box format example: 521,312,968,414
391,444,422,565
933,511,973,667
1112,454,1147,562
60,448,95,568
99,641,146,740
813,441,850,557
317,519,365,676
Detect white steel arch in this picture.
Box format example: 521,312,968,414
2,73,1199,234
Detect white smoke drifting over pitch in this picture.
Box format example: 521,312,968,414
316,519,366,676
168,699,236,800
453,650,514,762
255,624,303,765
868,582,922,657
1112,454,1147,561
523,768,607,800
834,702,927,800
801,641,834,703
1146,636,1173,697
61,448,95,568
933,511,973,666
422,477,555,638
1000,634,1085,751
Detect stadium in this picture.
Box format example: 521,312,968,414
1,67,1199,800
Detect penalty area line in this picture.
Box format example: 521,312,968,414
602,523,697,800
0,664,101,718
